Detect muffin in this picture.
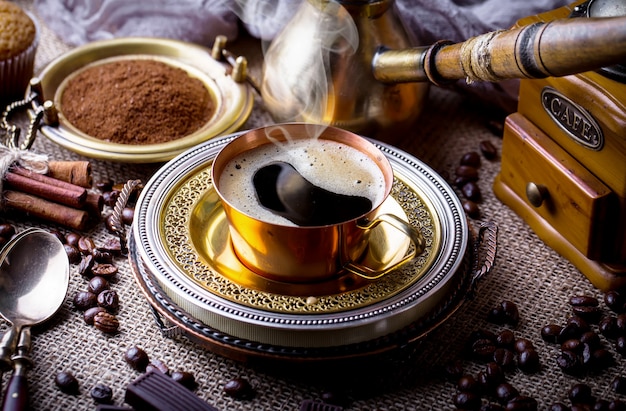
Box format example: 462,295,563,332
0,1,38,104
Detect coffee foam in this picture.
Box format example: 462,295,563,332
217,139,386,226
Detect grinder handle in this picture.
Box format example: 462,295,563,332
373,16,626,84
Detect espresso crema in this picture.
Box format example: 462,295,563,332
217,139,387,226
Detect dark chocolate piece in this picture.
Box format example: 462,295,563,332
125,371,218,411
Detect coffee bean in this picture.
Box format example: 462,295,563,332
548,403,570,411
103,190,121,208
461,151,481,168
92,249,113,264
73,291,97,311
612,376,626,395
493,348,516,371
88,276,109,295
598,316,619,340
496,383,519,404
96,178,114,192
570,295,599,307
83,306,107,325
462,181,482,202
65,232,81,247
91,263,118,278
571,305,603,324
457,374,480,393
453,391,482,410
479,140,498,160
517,348,540,373
472,338,497,361
561,339,583,353
224,377,255,400
486,119,504,136
616,336,626,355
77,236,96,255
124,346,150,372
605,291,626,313
444,360,464,381
579,331,601,349
90,383,113,404
462,200,480,219
557,350,582,375
566,316,591,332
456,165,479,181
589,347,613,371
122,207,135,225
93,311,119,334
616,314,626,334
541,324,563,343
97,289,119,311
488,301,519,326
0,223,15,238
100,238,122,256
64,244,81,265
78,254,95,277
514,338,534,353
55,371,79,394
146,359,169,375
568,383,594,405
505,395,537,410
496,330,516,348
608,399,626,411
171,371,197,390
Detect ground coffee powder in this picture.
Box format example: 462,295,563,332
61,58,214,145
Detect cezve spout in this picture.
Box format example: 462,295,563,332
373,16,626,84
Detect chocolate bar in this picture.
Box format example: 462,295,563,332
125,371,219,411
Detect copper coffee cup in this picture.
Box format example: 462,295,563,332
211,123,425,283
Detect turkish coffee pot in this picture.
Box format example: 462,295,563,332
260,0,626,138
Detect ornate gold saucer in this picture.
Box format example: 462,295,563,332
128,132,498,360
22,38,254,163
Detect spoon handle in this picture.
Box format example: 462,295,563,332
1,328,31,411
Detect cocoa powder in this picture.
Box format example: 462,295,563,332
61,59,214,145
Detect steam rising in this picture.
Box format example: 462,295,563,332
233,0,360,129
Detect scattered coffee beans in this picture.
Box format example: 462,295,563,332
73,291,97,311
83,306,107,325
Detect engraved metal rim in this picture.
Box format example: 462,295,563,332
132,132,468,347
129,232,474,360
29,37,254,163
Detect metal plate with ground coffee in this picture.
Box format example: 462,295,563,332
128,132,497,359
28,37,254,163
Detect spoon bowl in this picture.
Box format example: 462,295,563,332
0,228,69,410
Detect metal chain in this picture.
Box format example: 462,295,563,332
0,92,42,150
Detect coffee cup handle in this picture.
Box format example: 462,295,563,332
345,214,426,280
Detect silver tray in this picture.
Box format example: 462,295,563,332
128,132,497,357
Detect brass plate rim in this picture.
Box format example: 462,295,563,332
30,37,254,162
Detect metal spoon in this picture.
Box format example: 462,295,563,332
0,228,69,411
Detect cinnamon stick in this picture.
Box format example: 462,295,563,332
3,190,90,230
4,171,87,208
47,161,92,188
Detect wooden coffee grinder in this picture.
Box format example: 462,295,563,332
493,0,626,290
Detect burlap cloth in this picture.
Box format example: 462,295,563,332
3,1,620,410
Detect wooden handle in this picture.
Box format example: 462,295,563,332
1,373,27,411
373,16,626,84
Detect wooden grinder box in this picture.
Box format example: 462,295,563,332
493,0,626,290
